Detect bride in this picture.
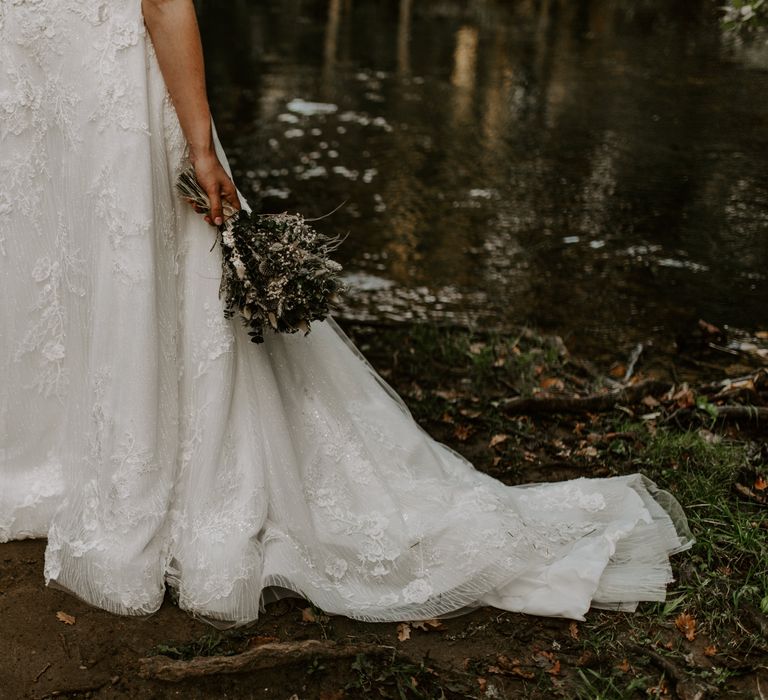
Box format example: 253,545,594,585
0,0,692,626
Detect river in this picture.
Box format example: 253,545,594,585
198,0,768,356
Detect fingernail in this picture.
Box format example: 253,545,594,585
215,217,223,226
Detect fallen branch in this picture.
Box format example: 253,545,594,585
711,405,768,421
137,640,394,682
502,380,671,416
626,643,714,700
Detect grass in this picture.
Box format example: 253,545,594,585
143,322,766,699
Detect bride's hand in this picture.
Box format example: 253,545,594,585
192,152,241,227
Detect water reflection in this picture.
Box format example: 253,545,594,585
200,0,768,354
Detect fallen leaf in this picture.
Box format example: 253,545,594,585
568,622,579,640
617,658,631,673
468,342,486,355
641,395,660,408
459,408,482,419
671,385,695,409
476,677,487,691
397,623,411,642
410,619,443,631
493,357,506,368
609,363,626,378
492,456,502,467
704,645,717,657
532,649,561,675
56,611,75,625
698,319,722,335
319,691,345,700
540,377,565,391
675,612,697,641
440,411,454,424
576,445,599,458
755,330,768,339
453,424,472,441
755,476,767,491
488,433,509,449
434,389,461,402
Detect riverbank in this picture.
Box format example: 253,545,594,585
1,318,765,699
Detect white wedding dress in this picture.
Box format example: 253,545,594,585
0,1,692,626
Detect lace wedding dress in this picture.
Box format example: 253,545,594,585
0,1,692,626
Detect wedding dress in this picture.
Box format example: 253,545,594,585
0,1,692,626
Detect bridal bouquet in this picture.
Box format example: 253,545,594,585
176,168,345,344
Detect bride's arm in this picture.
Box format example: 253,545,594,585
142,0,240,226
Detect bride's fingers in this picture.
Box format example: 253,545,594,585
223,181,241,211
208,187,223,226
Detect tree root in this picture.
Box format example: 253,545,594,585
502,379,671,415
137,640,394,681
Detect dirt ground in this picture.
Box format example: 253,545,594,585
2,320,766,699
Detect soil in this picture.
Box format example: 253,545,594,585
2,320,766,700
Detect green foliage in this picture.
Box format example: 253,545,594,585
347,653,459,699
722,0,768,33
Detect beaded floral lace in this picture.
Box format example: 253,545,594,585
0,0,692,625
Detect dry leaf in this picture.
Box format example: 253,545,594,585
56,611,75,625
440,411,454,424
410,619,443,631
675,612,697,641
496,656,536,680
641,395,660,408
568,622,579,640
492,456,502,467
755,476,767,491
609,363,626,378
434,389,461,402
397,623,411,642
617,658,631,673
488,433,509,449
453,424,472,441
531,649,561,676
672,385,695,409
755,330,768,339
459,408,482,419
319,690,345,700
540,377,565,391
698,319,722,335
476,677,487,691
577,445,599,458
704,645,717,657
301,607,317,623
468,342,486,355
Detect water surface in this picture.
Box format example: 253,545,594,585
199,0,768,355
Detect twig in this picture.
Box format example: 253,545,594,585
33,663,51,682
137,640,395,682
623,342,644,383
626,643,713,700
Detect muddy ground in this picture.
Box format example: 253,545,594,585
1,319,766,699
